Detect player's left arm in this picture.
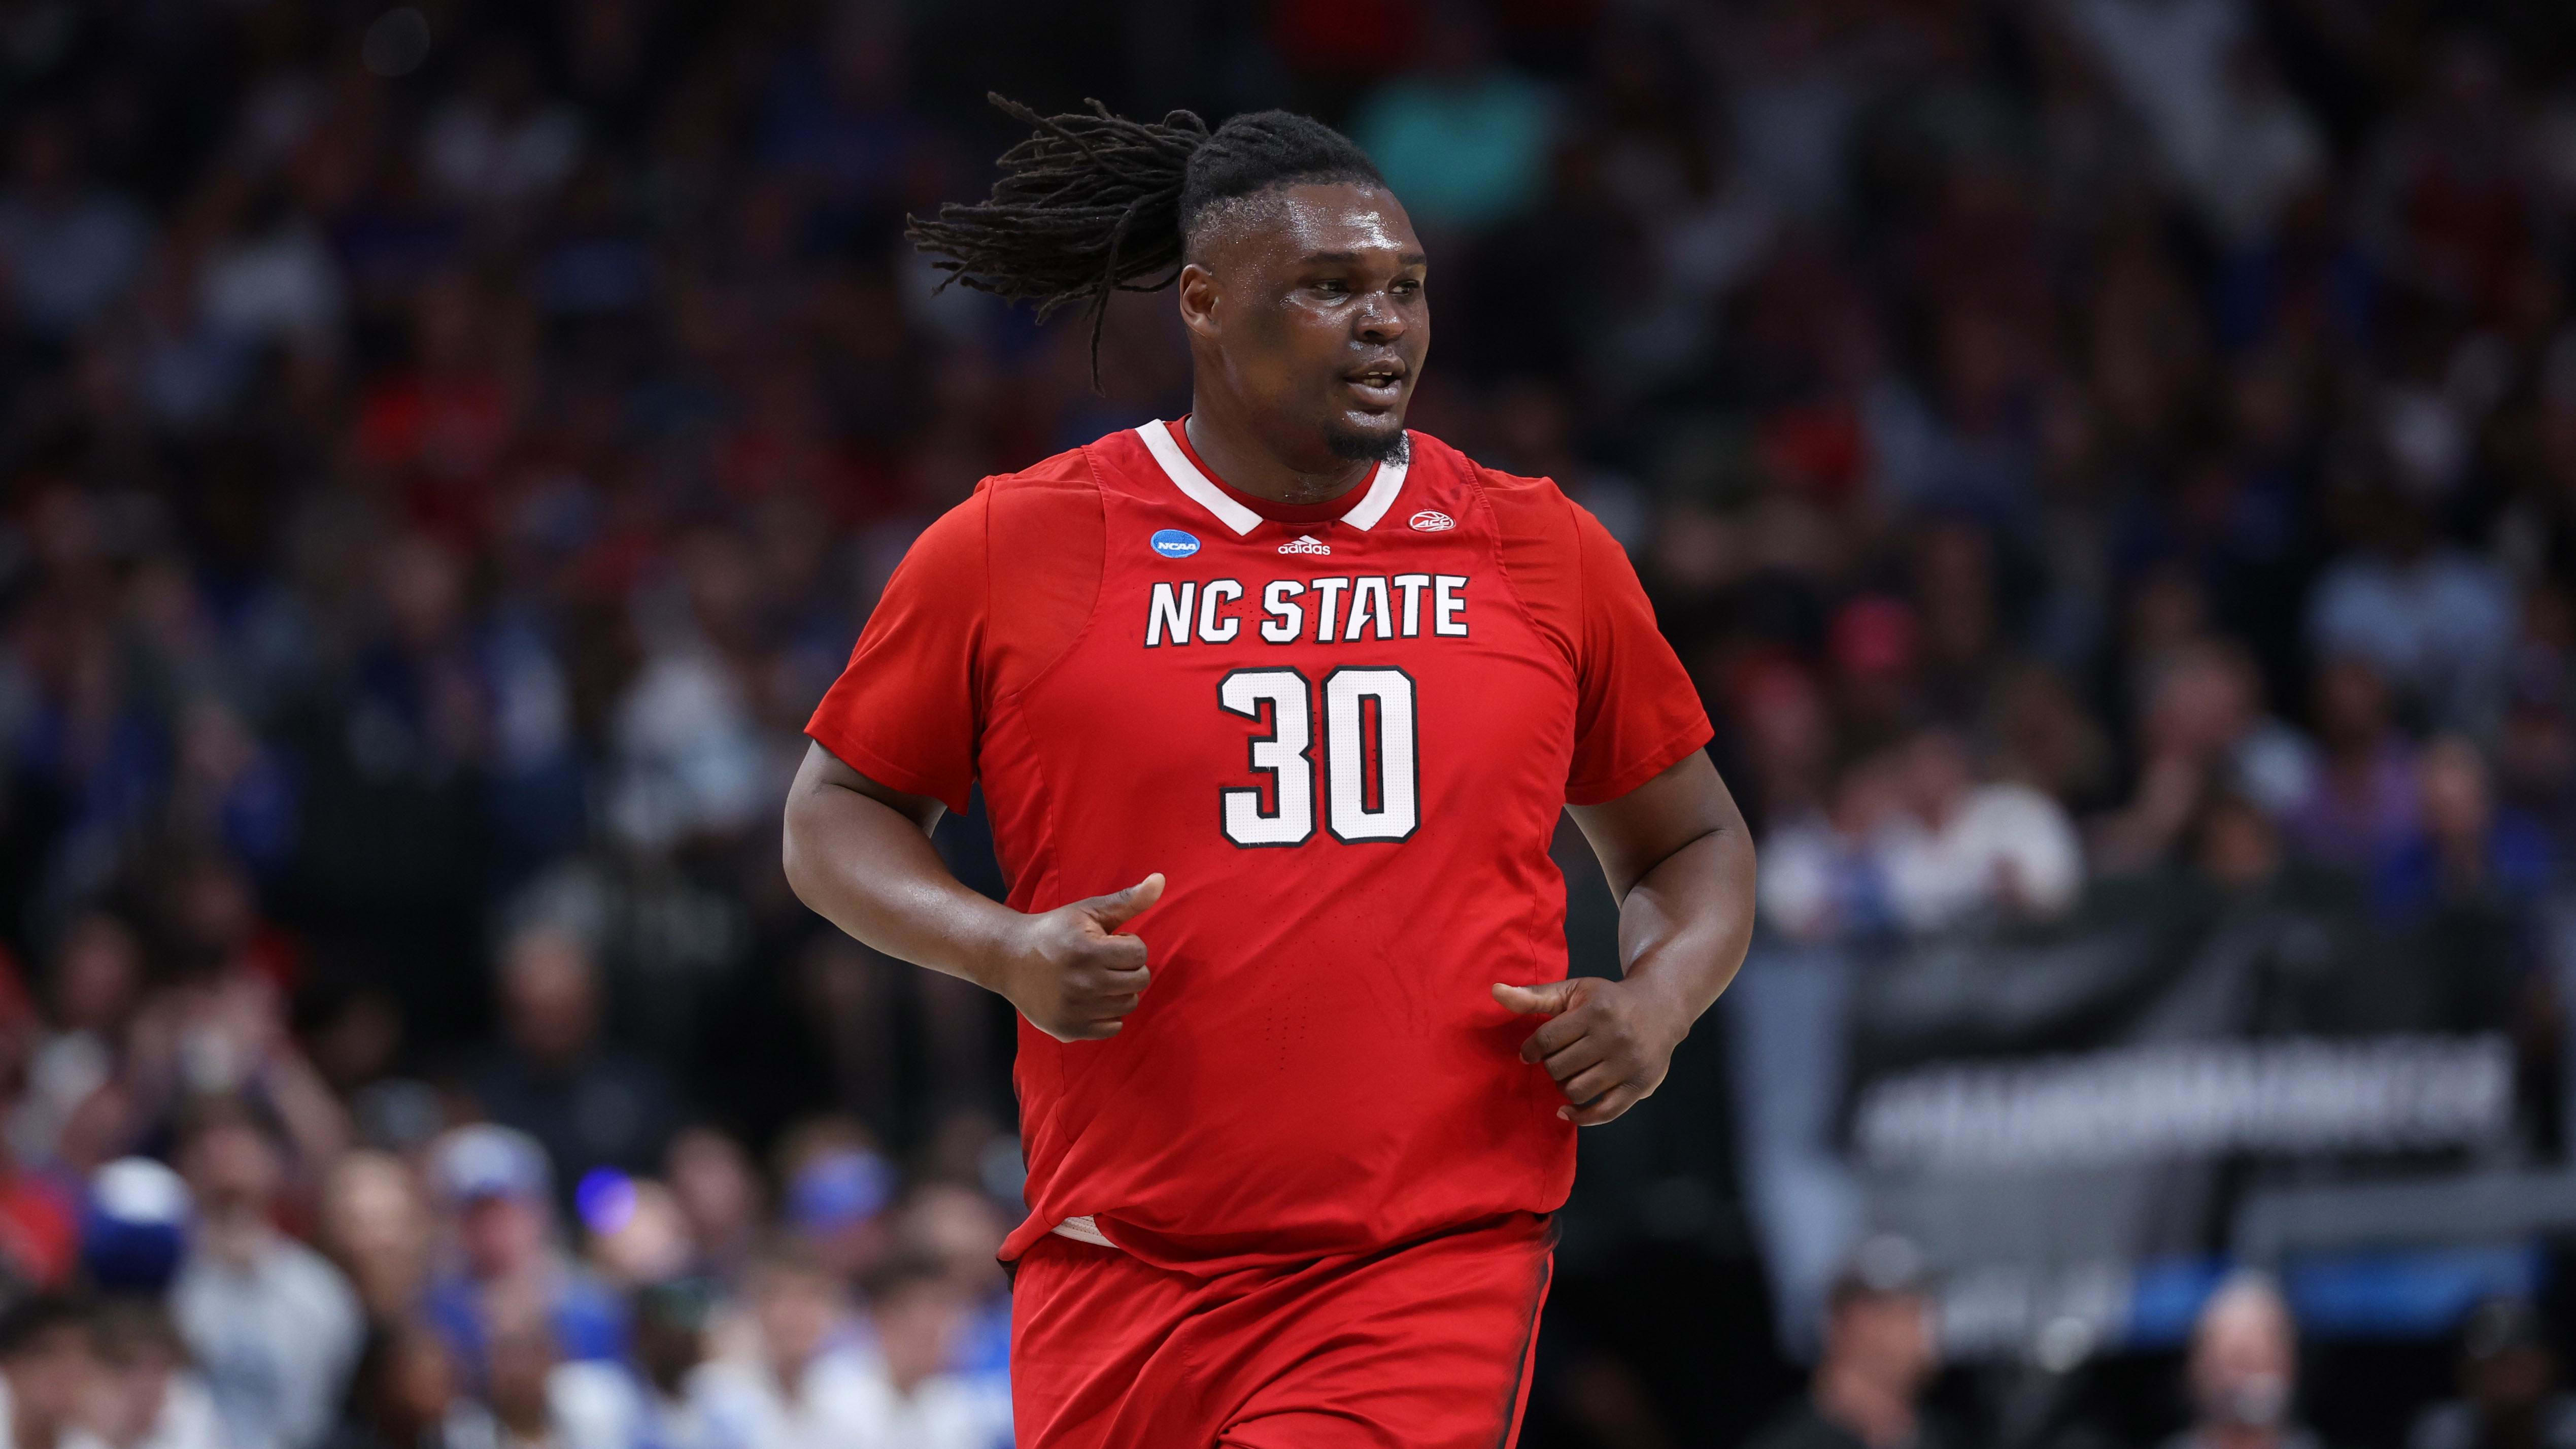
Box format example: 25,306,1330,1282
1495,749,1756,1125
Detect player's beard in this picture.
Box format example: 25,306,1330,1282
1324,420,1410,463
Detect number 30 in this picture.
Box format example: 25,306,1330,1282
1217,667,1418,847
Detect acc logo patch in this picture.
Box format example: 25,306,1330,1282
1409,510,1455,532
1149,528,1202,559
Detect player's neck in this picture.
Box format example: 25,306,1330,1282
1182,409,1375,509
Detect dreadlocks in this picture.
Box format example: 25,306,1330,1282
907,94,1385,382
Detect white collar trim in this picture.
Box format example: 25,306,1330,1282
1338,448,1410,531
1135,423,1410,536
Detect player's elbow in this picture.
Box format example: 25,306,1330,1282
780,788,826,913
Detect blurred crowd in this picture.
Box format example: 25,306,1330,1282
0,0,2567,1444
1749,1243,2576,1449
0,1117,1013,1449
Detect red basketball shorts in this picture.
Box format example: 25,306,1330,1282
1009,1212,1556,1449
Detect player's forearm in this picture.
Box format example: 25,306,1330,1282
781,773,1024,994
785,743,1165,1041
1612,823,1756,1024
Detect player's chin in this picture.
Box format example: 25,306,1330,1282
1320,408,1410,463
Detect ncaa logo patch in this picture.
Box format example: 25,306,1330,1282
1409,510,1455,532
1149,528,1202,559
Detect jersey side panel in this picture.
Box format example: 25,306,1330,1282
975,446,1110,900
965,447,1113,1159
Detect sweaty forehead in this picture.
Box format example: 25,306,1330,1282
1185,182,1423,275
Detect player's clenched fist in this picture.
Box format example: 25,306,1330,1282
1492,976,1689,1126
989,873,1165,1042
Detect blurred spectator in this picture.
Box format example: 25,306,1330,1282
0,1295,95,1449
80,1299,222,1449
2410,1299,2576,1449
2286,657,2423,872
57,969,349,1185
2169,1274,2319,1449
599,617,771,855
1758,749,1904,946
665,1128,761,1284
419,1126,625,1385
463,927,682,1215
774,1121,896,1284
0,114,150,340
1987,663,2115,813
781,932,997,1147
578,1174,690,1290
198,185,345,351
1827,598,1924,755
2094,640,2317,872
2356,32,2533,316
629,1279,718,1449
168,1107,361,1449
1744,1236,1947,1449
321,1325,479,1449
889,1184,1010,1376
421,44,584,214
2056,0,2324,246
684,1239,873,1448
2377,737,2556,923
13,917,142,1173
2308,495,2515,733
845,1253,1013,1448
316,1152,430,1326
466,1301,640,1449
1878,727,2084,932
1347,8,1557,233
1735,659,1837,831
2194,787,2294,896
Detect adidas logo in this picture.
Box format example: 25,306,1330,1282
1277,534,1331,555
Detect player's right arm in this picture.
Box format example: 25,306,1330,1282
783,742,1163,1042
785,482,1157,1043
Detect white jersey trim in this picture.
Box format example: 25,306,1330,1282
1137,423,1263,536
1135,423,1411,535
1338,449,1410,531
1050,1215,1117,1249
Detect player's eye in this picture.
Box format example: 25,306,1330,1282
1391,278,1421,296
1311,279,1349,296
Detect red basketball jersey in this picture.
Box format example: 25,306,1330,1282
806,421,1712,1274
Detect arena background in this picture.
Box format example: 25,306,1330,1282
0,0,2569,1446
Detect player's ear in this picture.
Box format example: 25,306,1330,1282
1177,262,1220,340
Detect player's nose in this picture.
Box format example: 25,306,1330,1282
1353,294,1406,342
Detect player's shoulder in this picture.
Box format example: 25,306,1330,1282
918,442,1111,640
972,437,1109,507
1403,431,1581,543
947,439,1109,555
887,442,1106,597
